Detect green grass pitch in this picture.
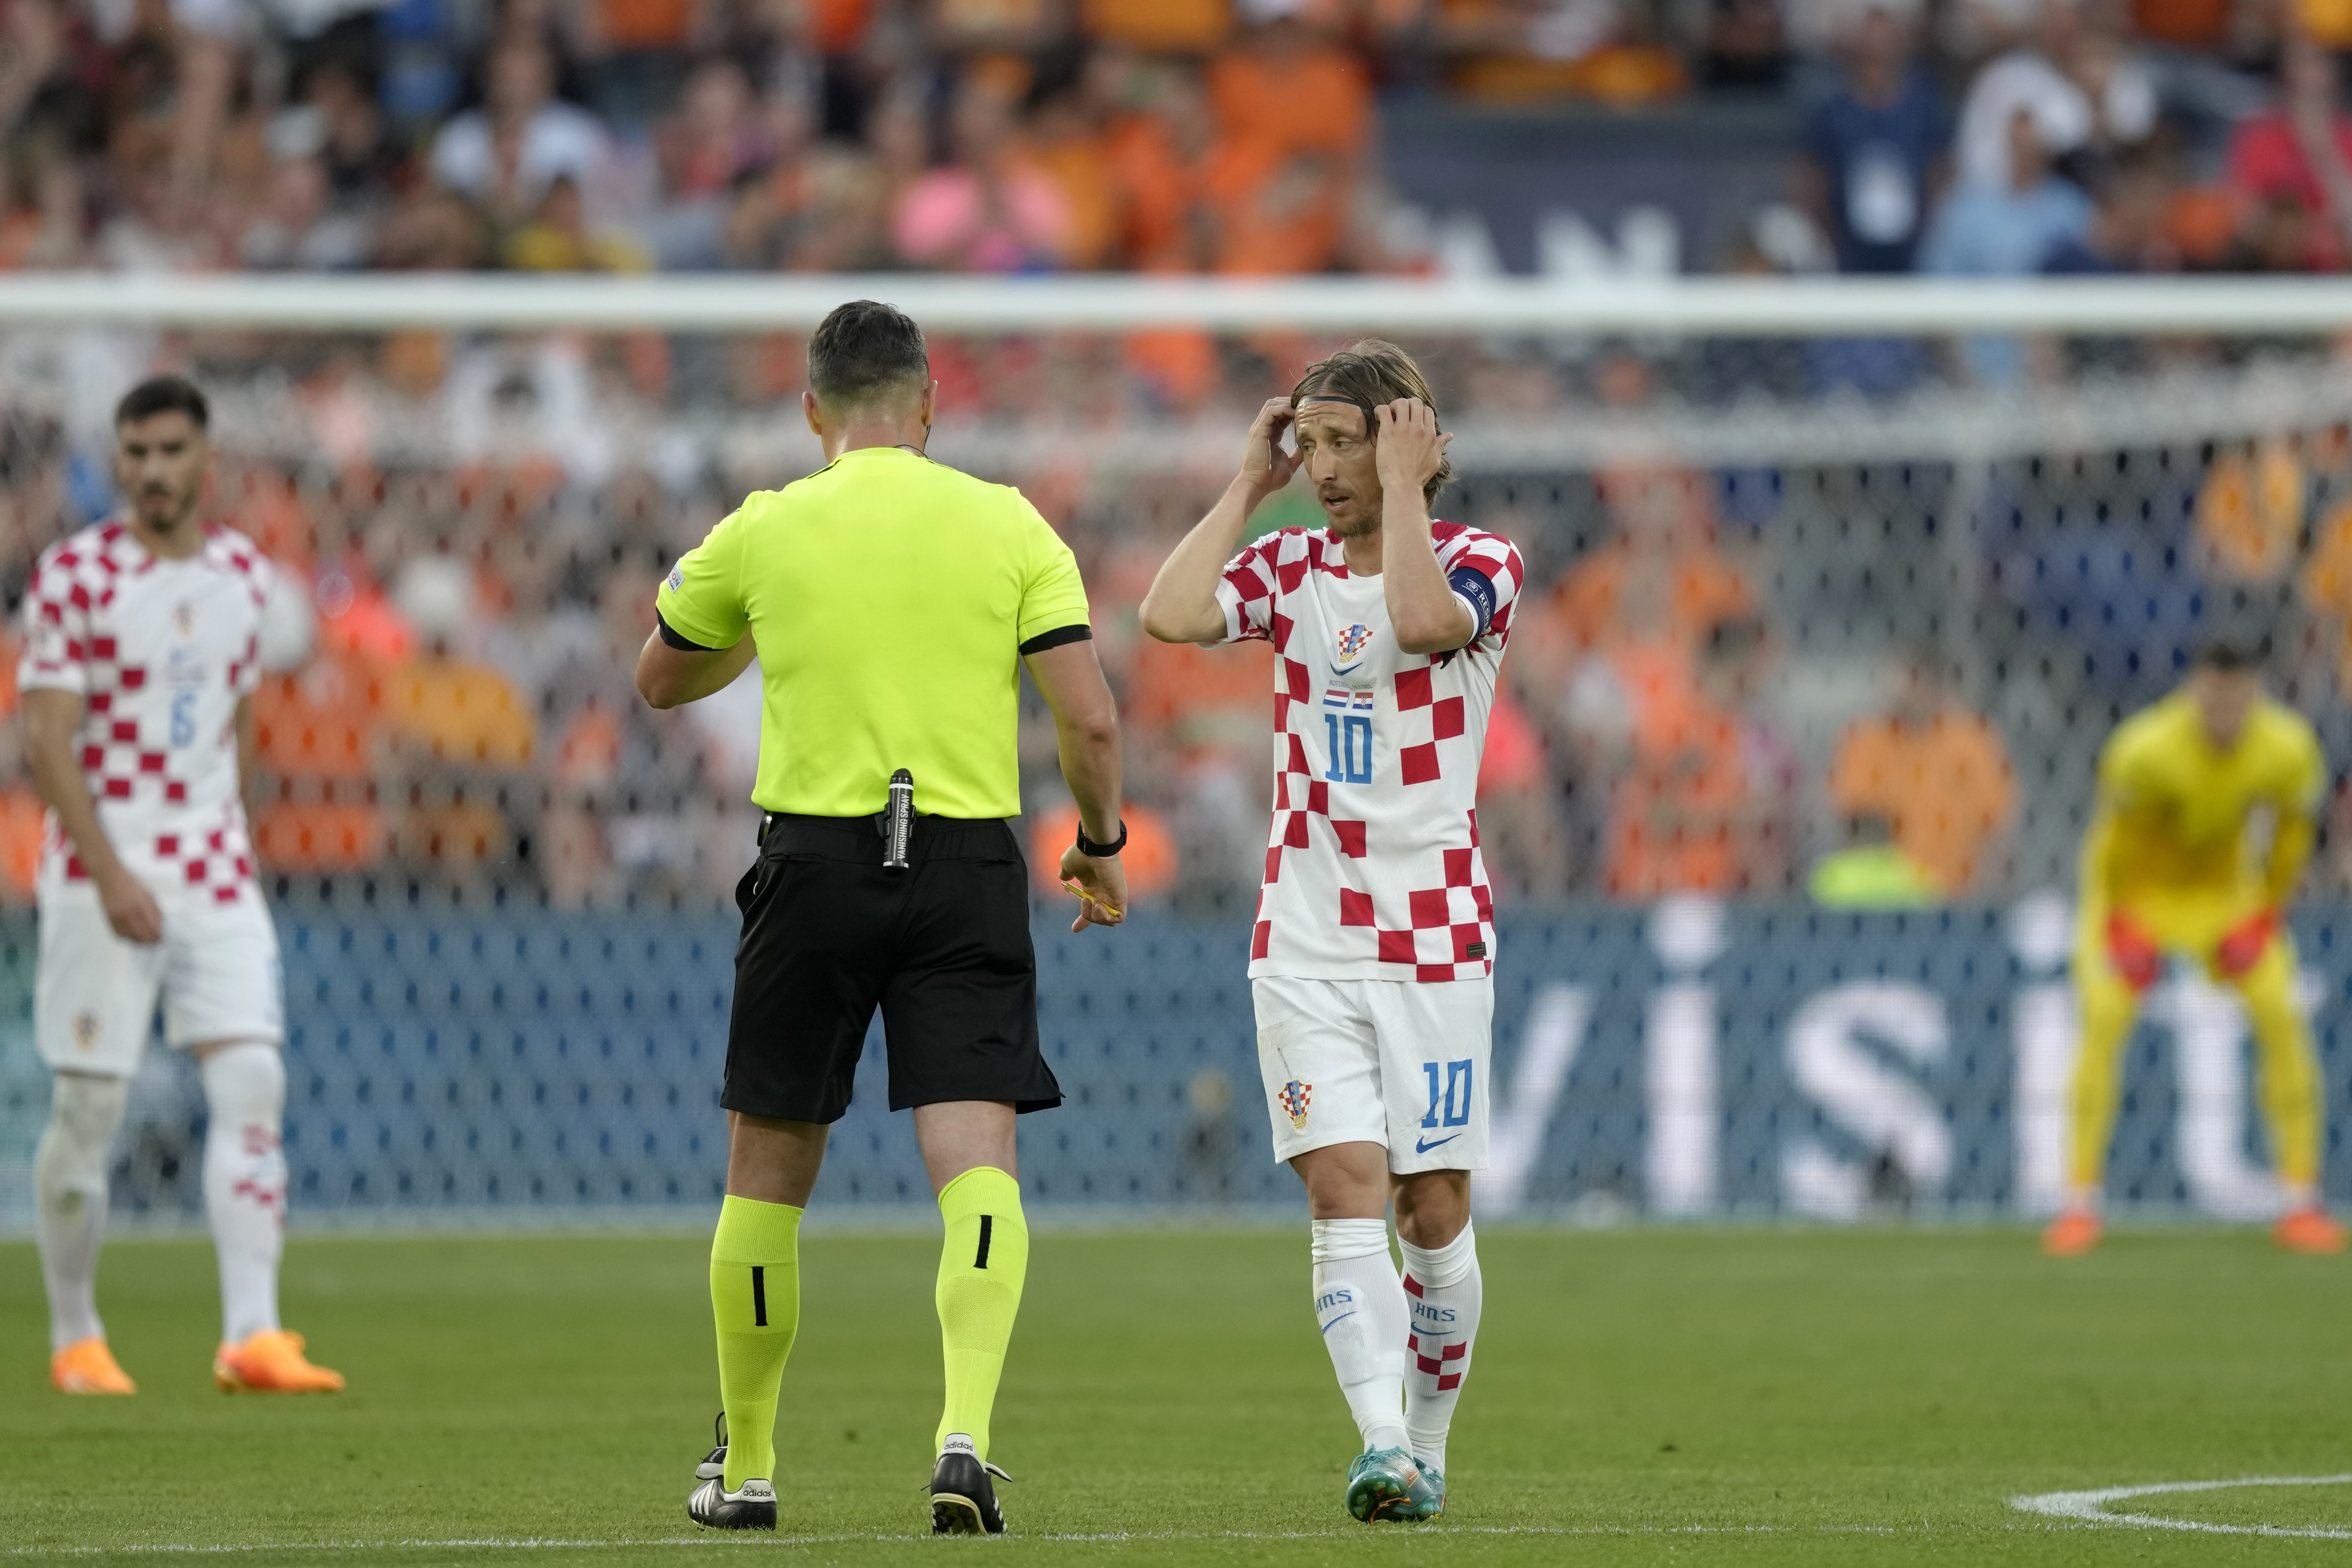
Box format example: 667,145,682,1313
5,1226,2351,1564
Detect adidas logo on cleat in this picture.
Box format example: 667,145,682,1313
931,1434,1011,1535
688,1475,776,1530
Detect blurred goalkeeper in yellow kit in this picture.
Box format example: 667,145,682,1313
2047,634,2345,1257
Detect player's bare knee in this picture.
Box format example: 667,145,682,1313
1293,1143,1388,1218
1391,1170,1469,1249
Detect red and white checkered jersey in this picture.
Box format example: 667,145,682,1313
17,521,269,903
1212,521,1525,982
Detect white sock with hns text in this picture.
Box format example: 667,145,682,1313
1398,1221,1481,1476
1310,1218,1410,1455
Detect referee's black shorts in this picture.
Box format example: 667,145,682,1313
721,813,1062,1123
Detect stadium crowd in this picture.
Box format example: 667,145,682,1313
0,322,2345,917
2,0,2351,914
1,0,2352,278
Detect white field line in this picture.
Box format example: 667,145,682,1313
2011,1473,2352,1538
5,1524,1936,1555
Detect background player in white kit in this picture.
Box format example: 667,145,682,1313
26,376,342,1396
1141,342,1522,1523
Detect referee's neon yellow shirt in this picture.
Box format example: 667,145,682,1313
657,445,1090,820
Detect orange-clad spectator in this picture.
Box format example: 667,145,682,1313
1827,654,2016,895
2297,488,2352,685
1529,466,1755,684
2134,0,2229,49
380,559,536,873
385,653,538,771
2195,436,2305,584
1186,4,1370,275
808,0,875,51
893,69,1074,271
252,653,390,873
1207,2,1372,163
1023,69,1122,270
0,786,43,902
1205,134,1352,274
1601,618,1795,898
1107,63,1219,269
1086,0,1232,52
2224,34,2352,272
1126,632,1274,759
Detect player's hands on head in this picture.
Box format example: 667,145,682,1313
1372,398,1450,500
97,866,163,945
1238,398,1299,497
1058,842,1127,933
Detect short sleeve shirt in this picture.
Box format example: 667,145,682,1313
17,521,269,900
1209,522,1525,981
658,445,1089,819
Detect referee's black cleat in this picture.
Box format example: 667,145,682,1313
930,1435,1011,1535
686,1412,775,1530
688,1475,776,1530
694,1410,728,1482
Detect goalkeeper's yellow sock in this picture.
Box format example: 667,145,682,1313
710,1195,801,1491
934,1166,1028,1461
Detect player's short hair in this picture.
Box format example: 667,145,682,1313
2195,629,2271,672
1290,339,1453,505
115,374,209,431
807,300,929,412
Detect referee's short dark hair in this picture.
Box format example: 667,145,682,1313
808,301,929,409
115,374,209,430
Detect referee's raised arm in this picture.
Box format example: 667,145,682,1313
630,299,1126,1537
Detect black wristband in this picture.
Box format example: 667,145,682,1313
1075,819,1128,858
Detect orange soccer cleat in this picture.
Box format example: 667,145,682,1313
2042,1209,2103,1256
51,1336,136,1395
2275,1207,2349,1255
213,1329,345,1394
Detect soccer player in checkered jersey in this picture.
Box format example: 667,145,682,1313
23,376,341,1396
1141,342,1521,1523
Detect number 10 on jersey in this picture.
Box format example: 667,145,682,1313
1323,713,1372,784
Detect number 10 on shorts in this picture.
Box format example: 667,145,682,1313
1421,1059,1473,1128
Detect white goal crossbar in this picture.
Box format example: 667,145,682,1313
0,272,2350,334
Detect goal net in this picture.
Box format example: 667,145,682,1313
0,275,2343,1226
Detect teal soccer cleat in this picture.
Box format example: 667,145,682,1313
1401,1462,1446,1520
1346,1447,1441,1523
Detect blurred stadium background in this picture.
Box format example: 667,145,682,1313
5,277,2352,1230
9,0,2352,1231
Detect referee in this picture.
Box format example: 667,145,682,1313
635,301,1127,1536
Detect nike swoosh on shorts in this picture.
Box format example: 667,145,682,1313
1415,1134,1461,1154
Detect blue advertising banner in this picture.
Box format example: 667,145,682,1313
0,898,2341,1224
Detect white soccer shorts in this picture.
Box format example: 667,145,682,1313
1253,974,1492,1173
35,881,284,1077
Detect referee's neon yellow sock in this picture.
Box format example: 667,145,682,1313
710,1195,801,1490
934,1166,1028,1461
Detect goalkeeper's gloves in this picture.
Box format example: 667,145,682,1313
2105,913,2164,993
2215,907,2281,980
